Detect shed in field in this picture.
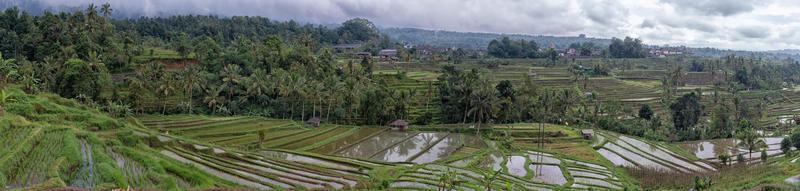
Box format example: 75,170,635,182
306,117,321,128
387,119,409,131
580,129,594,140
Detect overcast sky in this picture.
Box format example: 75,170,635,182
33,0,800,51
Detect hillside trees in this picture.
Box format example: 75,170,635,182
338,18,379,43
487,36,539,58
670,93,702,132
608,37,646,58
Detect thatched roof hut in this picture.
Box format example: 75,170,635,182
387,119,409,131
306,117,321,128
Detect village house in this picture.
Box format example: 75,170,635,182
378,49,399,60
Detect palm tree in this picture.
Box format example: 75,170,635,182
468,80,499,136
180,65,202,114
221,64,243,100
243,69,271,106
736,121,766,160
203,86,224,115
100,3,113,18
322,76,342,121
157,74,177,114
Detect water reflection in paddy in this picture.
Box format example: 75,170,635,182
506,155,528,177
411,133,463,164
370,132,447,162
336,131,415,158
531,164,567,185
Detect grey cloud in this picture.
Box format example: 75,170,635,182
580,0,628,27
656,17,718,33
660,0,762,16
736,26,771,38
640,19,656,28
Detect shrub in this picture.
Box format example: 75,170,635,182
736,154,745,164
792,132,800,150
781,138,793,156
760,150,768,162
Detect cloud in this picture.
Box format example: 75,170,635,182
4,0,800,50
640,19,656,28
660,0,762,16
736,25,771,38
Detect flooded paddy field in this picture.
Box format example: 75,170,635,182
138,115,638,190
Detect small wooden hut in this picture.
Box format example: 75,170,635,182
388,119,409,131
580,129,594,140
306,117,321,128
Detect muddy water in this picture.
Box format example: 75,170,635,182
371,132,448,162
506,155,528,177
311,128,384,154
531,164,567,185
411,133,465,164
336,131,416,158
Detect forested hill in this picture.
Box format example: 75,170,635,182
381,27,611,49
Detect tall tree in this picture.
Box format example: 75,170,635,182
670,93,702,131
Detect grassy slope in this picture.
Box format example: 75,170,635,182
0,86,235,190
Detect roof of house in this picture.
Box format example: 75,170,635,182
306,117,321,124
580,129,594,134
378,49,398,55
387,119,409,127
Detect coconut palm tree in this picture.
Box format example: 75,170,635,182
468,80,499,136
180,65,202,114
203,85,225,115
157,73,177,114
243,69,271,106
221,64,243,100
100,3,113,18
736,120,766,160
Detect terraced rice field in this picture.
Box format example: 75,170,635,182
138,115,368,151
139,115,636,190
595,132,716,173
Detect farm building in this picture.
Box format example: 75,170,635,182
306,117,321,127
378,49,398,60
354,52,372,59
580,129,594,140
388,119,409,131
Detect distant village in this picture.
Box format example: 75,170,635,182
332,42,691,61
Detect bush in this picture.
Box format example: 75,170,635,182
0,171,6,188
736,154,745,164
792,132,800,150
760,150,768,162
781,138,793,156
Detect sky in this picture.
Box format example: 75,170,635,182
29,0,800,51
